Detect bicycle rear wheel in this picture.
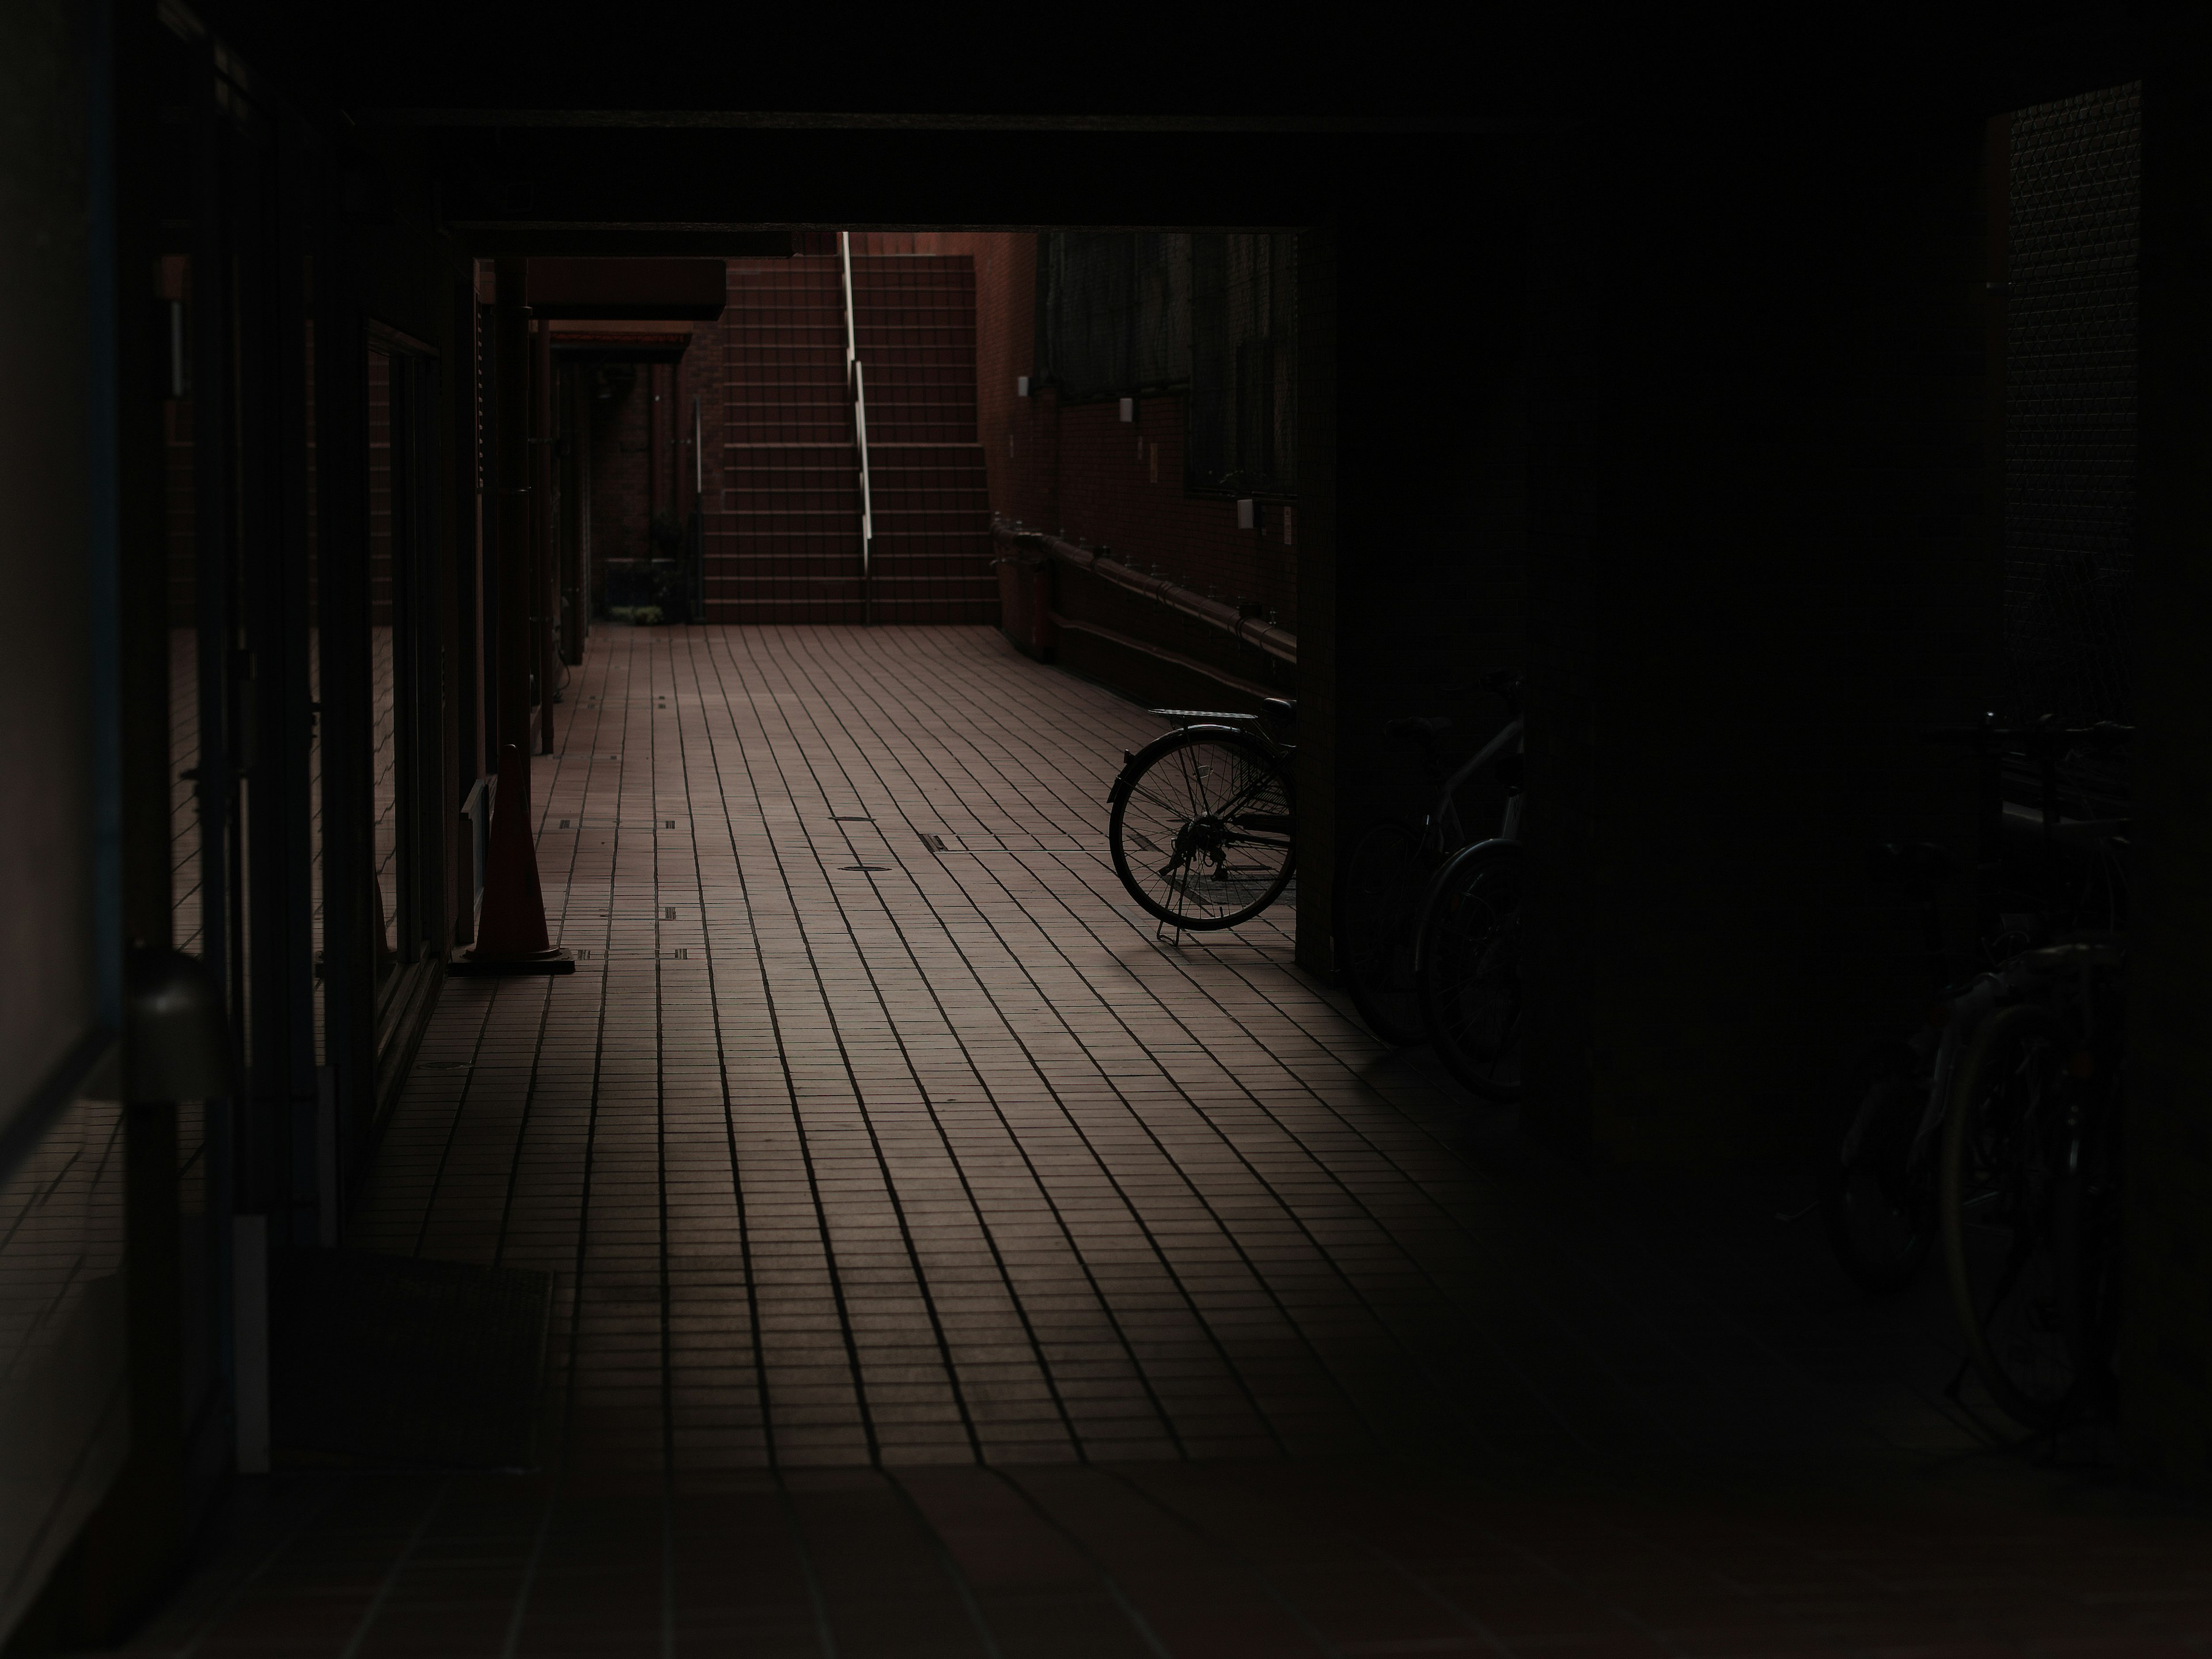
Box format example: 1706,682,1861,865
1415,840,1529,1101
1940,1001,2081,1429
1109,728,1295,930
1820,1040,1937,1294
1334,820,1429,1046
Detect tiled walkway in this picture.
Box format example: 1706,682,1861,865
121,627,2212,1656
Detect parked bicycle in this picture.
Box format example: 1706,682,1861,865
1107,699,1298,930
1820,713,2132,1432
1823,715,2133,1292
1817,838,1963,1293
1332,673,1528,1101
1940,930,2126,1431
1819,828,2067,1296
1103,671,1526,1108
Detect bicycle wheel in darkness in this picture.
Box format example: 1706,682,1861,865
1109,728,1295,931
1819,1040,1937,1294
1334,821,1429,1046
1415,840,1529,1102
1940,1001,2081,1430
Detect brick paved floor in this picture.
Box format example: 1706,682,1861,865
116,626,2212,1656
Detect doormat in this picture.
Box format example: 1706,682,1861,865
270,1249,553,1471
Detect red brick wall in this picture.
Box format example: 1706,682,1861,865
963,233,1037,525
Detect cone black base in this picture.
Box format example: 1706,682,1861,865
449,948,577,977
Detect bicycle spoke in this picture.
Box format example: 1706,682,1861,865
1173,742,1224,819
1942,1002,2097,1424
1110,730,1296,931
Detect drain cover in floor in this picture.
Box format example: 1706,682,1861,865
270,1249,552,1471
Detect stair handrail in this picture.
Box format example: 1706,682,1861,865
854,363,874,571
839,233,874,600
839,232,858,385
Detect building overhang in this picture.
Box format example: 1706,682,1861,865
521,257,728,321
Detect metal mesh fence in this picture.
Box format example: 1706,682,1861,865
1188,233,1297,497
2003,82,2138,769
1033,233,1191,400
1034,231,1297,497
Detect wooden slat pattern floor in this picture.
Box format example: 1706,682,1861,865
118,626,2212,1658
352,624,1965,1475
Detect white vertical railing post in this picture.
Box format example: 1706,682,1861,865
854,362,873,566
839,230,858,387
838,232,873,610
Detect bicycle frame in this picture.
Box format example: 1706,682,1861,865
1938,935,2126,1424
1874,725,2133,1181
1828,724,2133,1306
1421,716,1526,855
1897,922,2124,1176
1906,974,2003,1165
1402,717,1528,979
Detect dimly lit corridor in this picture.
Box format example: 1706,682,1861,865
10,5,2212,1654
103,628,2212,1653
349,624,1978,1472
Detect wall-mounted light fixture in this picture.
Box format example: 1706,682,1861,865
1017,376,1030,397
1119,397,1135,423
1237,498,1260,532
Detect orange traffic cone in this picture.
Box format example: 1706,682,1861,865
451,742,575,976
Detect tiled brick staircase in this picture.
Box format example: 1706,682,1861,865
705,252,995,623
706,256,856,621
853,255,996,622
